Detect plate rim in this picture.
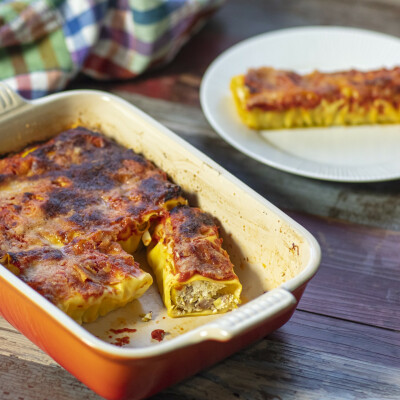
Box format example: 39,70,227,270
200,25,400,183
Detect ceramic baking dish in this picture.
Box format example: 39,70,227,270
0,84,321,400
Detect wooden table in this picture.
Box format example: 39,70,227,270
1,1,400,399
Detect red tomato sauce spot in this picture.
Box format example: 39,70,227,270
110,328,137,334
112,336,130,347
151,329,165,342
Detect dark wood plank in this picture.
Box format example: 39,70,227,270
0,355,99,400
272,310,400,367
289,212,400,331
0,319,99,400
206,0,400,44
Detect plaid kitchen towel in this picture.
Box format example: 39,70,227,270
0,0,223,99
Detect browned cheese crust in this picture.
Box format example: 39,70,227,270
244,66,400,111
0,128,184,303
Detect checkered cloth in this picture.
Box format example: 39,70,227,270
0,0,223,99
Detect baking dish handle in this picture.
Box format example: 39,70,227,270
191,288,297,342
0,83,26,117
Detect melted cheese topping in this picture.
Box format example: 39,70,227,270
231,67,400,129
0,128,187,323
146,206,242,317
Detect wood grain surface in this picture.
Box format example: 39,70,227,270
2,0,400,399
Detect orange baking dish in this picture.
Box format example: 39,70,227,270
0,84,320,400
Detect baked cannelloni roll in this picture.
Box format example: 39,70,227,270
0,128,186,323
0,242,153,324
146,205,242,317
231,66,400,129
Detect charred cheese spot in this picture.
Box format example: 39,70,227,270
42,188,99,218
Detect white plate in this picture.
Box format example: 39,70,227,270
200,26,400,182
